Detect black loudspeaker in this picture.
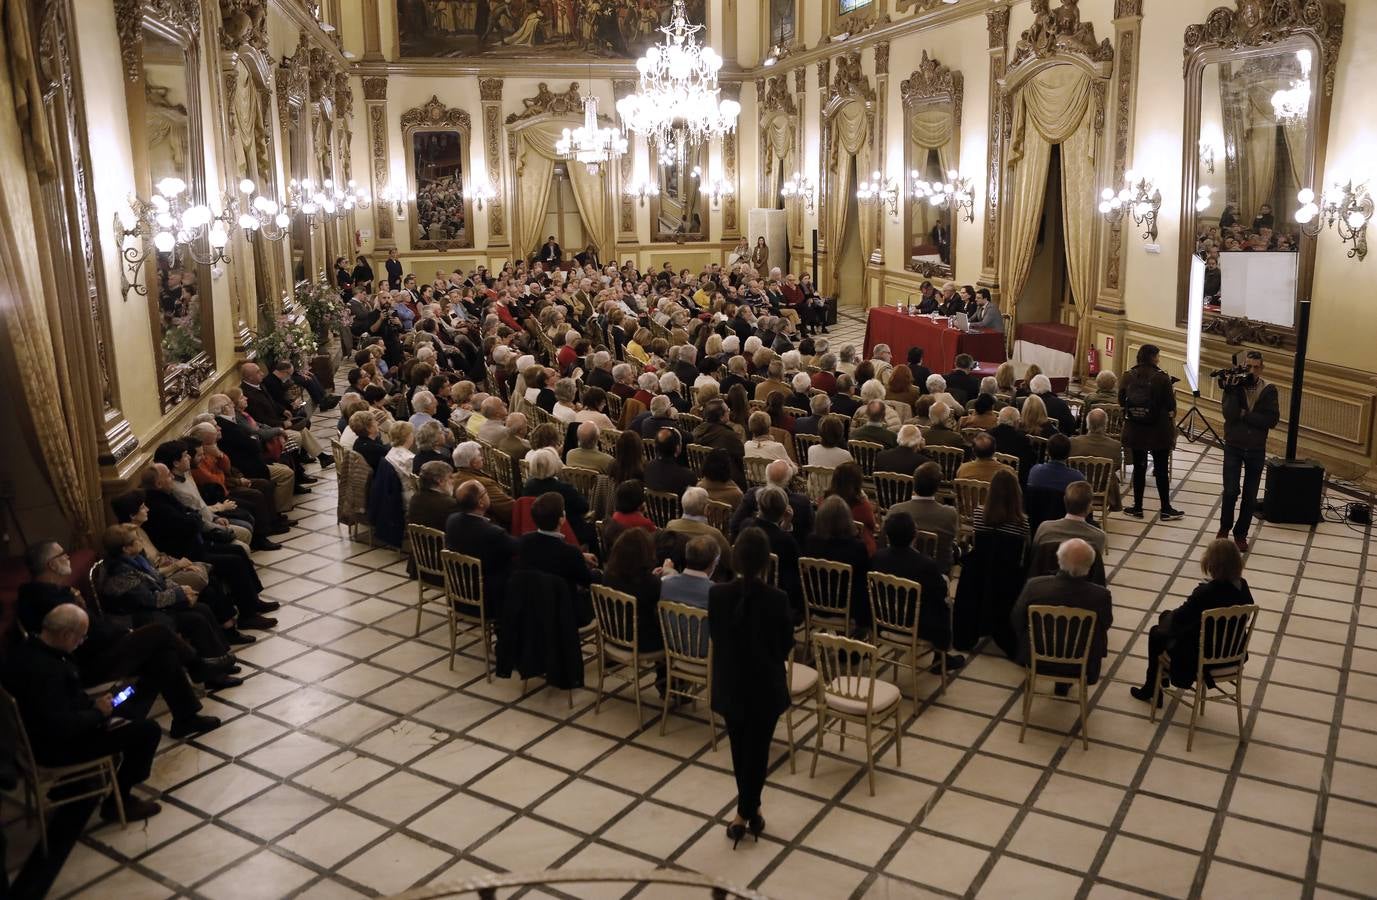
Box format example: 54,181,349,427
1262,458,1324,525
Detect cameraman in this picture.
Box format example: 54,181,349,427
1219,351,1278,551
1119,344,1185,521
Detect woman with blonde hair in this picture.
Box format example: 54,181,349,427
1020,394,1058,438
994,361,1017,397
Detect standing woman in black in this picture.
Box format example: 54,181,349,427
709,527,794,847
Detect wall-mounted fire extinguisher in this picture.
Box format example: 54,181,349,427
1087,346,1100,376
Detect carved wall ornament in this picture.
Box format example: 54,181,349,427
761,75,797,115
875,41,890,76
114,0,144,83
1115,0,1143,17
1183,0,1344,95
1011,0,1115,67
793,66,806,93
479,77,504,102
219,0,267,53
987,4,1011,51
900,51,963,125
828,10,889,42
506,82,583,124
1202,314,1286,347
278,44,310,107
362,76,387,101
899,0,958,12
816,58,830,91
830,53,875,103
401,95,472,131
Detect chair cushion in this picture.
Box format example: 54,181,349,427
789,663,819,698
603,643,666,665
824,676,902,715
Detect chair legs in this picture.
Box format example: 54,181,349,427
1019,671,1034,743
785,706,797,773
863,720,876,796
415,581,425,636
1078,679,1090,751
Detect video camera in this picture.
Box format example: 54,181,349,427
1209,354,1253,389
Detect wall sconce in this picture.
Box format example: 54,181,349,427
1098,170,1162,241
1296,181,1372,260
114,177,233,297
1198,139,1216,175
856,170,899,218
626,176,659,207
781,171,815,213
703,175,733,209
911,169,975,223
1194,185,1214,213
234,178,291,242
286,178,369,231
473,182,496,211
379,182,407,220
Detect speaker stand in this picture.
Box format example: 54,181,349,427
1176,390,1220,445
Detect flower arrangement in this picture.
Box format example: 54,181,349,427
295,277,351,339
252,313,318,369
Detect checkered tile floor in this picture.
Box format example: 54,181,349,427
6,337,1377,899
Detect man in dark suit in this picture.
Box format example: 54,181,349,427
208,394,296,513
643,428,697,496
385,248,404,290
516,492,596,622
238,361,332,469
729,459,813,542
1010,538,1114,686
991,406,1035,483
851,401,898,448
586,351,615,391
408,462,461,532
538,235,562,265
874,425,933,475
870,511,964,671
916,281,940,314
829,375,861,418
793,394,833,437
930,221,951,264
944,354,982,406
691,400,746,486
446,480,518,615
888,463,960,574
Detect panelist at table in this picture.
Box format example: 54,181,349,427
863,305,1007,376
971,289,1003,331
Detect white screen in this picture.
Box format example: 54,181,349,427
1186,255,1204,392
1219,252,1298,328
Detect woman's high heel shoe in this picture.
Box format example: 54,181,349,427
726,821,747,849
748,814,766,841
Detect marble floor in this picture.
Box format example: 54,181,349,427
6,315,1377,899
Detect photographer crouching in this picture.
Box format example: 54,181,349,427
1217,351,1279,552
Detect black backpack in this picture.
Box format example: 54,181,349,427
1124,373,1156,424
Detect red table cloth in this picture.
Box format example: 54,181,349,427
864,307,1007,375
1016,322,1078,354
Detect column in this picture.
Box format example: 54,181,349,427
980,3,1010,300
479,78,508,247
722,81,741,240
871,40,890,267
1097,0,1143,314
614,79,638,244
363,76,393,247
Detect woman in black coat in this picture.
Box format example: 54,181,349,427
1118,343,1182,519
1132,539,1254,703
803,496,873,631
709,527,793,847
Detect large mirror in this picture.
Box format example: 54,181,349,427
123,5,216,411
901,51,962,279
1179,2,1343,338
651,143,708,242
226,50,279,321
403,96,474,249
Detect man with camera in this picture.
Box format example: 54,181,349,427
1218,351,1279,551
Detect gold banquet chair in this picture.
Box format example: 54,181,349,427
656,601,716,747
810,632,902,796
1151,604,1258,752
1019,605,1098,751
867,571,947,707
592,585,665,725
439,549,494,678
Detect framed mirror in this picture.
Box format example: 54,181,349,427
120,2,216,411
225,48,280,322
403,96,474,250
651,143,708,242
1178,1,1343,341
900,51,962,280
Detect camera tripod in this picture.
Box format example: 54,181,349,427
1176,389,1220,445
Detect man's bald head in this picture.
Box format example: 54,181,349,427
765,458,796,487
1057,538,1096,577
41,603,89,652
577,420,599,449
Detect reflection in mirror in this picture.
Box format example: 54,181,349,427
1192,51,1309,326
413,130,468,242
651,143,707,242
287,102,309,282
901,52,961,280
229,56,275,317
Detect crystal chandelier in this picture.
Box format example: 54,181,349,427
556,96,627,175
1271,49,1311,125
616,0,740,163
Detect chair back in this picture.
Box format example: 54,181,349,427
644,490,682,529
1065,397,1084,430
811,632,880,709
399,469,421,496
1198,605,1258,672
704,500,733,535
562,466,601,505
1027,605,1097,674
914,530,940,560
407,524,446,581
597,427,622,455
1069,456,1115,495
793,432,822,461
768,552,779,587
439,549,485,613
1026,434,1050,465
953,478,990,532
994,452,1021,476
847,440,884,477
802,466,835,503
678,412,703,432
604,391,624,423
657,600,711,665
485,444,516,495
961,428,986,445
591,584,639,652
872,471,913,512
528,403,553,429
926,445,966,484
519,457,532,485
1099,404,1125,439
866,572,921,647
799,557,853,632
783,406,808,419
641,437,657,462
685,443,712,476
744,456,771,487
0,688,40,786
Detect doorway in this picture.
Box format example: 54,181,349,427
1020,144,1070,326
542,164,585,252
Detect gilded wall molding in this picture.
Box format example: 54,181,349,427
897,0,954,11
1183,0,1344,95
981,4,1010,286
362,76,387,101
478,77,507,245
899,50,963,124
816,58,830,91
402,96,474,250
1099,1,1143,306
793,66,805,94
1010,0,1114,69
830,52,876,102
613,79,637,241
362,76,390,244
761,75,797,115
506,82,583,124
721,81,741,237
875,40,890,76
400,95,471,131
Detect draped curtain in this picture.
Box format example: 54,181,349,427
764,111,797,245
513,120,609,258
908,107,956,248
0,0,103,542
1242,91,1277,226
827,100,870,281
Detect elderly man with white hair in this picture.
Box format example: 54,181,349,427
635,394,680,439
476,396,509,445
923,401,969,454
875,423,933,476
665,486,733,562
1029,373,1078,435
409,390,439,432
868,343,894,385
452,441,513,528
206,393,297,513
1011,538,1114,686
727,457,814,540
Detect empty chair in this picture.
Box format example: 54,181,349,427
643,489,682,529
847,440,884,478
1068,455,1115,523
591,585,666,724
406,524,447,636
810,632,903,796
656,600,716,746
783,652,819,773
440,549,494,678
1019,605,1098,750
1151,604,1258,751
872,471,913,514
867,571,946,704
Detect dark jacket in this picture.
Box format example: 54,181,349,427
729,486,814,544
143,488,211,560
242,381,291,429
516,532,592,595
944,370,982,406
367,460,406,548
1221,381,1279,451
643,459,698,497
1010,571,1114,684
1119,364,1177,452
16,582,128,655
354,435,388,471
990,424,1035,484
407,490,461,533
870,546,951,650
215,415,271,479
2,639,107,762
521,476,589,526
605,573,665,652
1159,578,1253,688
691,421,746,484
708,578,793,722
873,446,933,477
445,512,518,614
1038,391,1078,437
495,569,584,689
953,528,1028,656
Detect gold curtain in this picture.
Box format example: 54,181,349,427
1059,121,1098,362
764,111,797,245
827,100,869,282
909,108,956,250
514,121,608,257
0,0,104,542
1242,91,1276,225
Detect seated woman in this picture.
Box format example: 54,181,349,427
411,420,452,473
885,364,921,412
994,361,1017,399
807,416,854,469
827,463,877,555
602,527,666,662
1131,539,1254,705
551,378,581,424
601,480,657,558
350,410,388,470
1020,394,1060,438
1015,363,1042,399
697,449,744,506
522,447,593,545
609,429,646,484
803,496,873,632
953,468,1029,657
765,392,795,434
743,412,789,462
386,422,418,504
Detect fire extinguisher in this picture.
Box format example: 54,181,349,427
1087,346,1101,376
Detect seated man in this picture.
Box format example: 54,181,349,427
644,428,698,497
664,487,733,567
2,605,171,822
888,463,959,574
1030,374,1077,436
1033,481,1107,562
851,401,898,449
729,458,814,542
870,512,964,672
408,461,460,532
206,393,296,515
991,405,1035,482
874,424,931,475
445,480,518,615
1070,408,1123,509
955,433,1006,483
659,537,719,655
238,361,333,470
923,401,971,457
516,492,598,622
1011,539,1113,686
566,421,614,474
1027,434,1088,493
